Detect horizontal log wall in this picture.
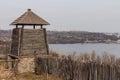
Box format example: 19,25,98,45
11,28,48,56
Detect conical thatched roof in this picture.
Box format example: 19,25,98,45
11,9,50,25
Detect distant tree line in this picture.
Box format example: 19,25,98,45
0,30,119,44
47,31,119,44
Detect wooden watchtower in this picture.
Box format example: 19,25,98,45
10,9,50,56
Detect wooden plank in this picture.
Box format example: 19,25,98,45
21,43,42,47
23,32,44,35
23,34,44,38
22,37,44,40
22,41,44,44
23,30,42,34
21,45,46,50
23,29,43,32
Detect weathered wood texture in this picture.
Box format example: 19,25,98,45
35,53,120,80
11,28,21,56
11,28,48,56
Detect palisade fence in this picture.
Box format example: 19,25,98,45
35,52,120,80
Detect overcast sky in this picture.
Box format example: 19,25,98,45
0,0,120,32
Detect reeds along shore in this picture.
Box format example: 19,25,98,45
37,52,120,80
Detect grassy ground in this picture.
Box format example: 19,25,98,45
16,72,62,80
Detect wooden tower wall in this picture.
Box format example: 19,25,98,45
11,28,48,56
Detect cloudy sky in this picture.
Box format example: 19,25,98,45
0,0,120,32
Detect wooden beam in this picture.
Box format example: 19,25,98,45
8,54,21,60
20,25,24,56
33,25,35,29
22,25,24,29
16,25,18,28
43,28,49,55
41,25,43,29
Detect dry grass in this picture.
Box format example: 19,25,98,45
17,72,62,80
0,61,16,80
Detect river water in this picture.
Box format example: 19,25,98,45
49,43,120,57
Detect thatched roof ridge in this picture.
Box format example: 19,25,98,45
11,9,50,25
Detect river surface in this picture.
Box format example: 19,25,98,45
49,43,120,57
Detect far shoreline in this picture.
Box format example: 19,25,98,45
49,42,120,44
